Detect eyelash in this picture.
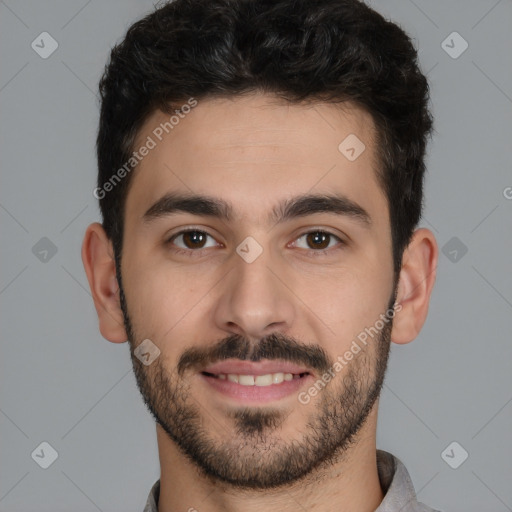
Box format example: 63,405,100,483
165,228,345,258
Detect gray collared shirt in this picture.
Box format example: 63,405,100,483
143,450,440,511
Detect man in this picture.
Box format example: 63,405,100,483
82,0,439,510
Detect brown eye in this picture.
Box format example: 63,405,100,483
181,230,207,249
170,230,218,252
305,231,331,250
293,230,344,254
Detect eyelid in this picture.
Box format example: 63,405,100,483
165,225,221,241
289,225,346,243
166,227,222,249
289,229,345,250
165,226,346,255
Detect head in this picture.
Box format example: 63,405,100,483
83,0,437,489
96,0,433,280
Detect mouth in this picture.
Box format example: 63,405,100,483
201,371,310,386
199,360,314,403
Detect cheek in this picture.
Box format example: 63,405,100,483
122,254,217,342
300,264,391,350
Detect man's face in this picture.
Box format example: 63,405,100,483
119,94,396,488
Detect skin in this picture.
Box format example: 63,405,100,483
82,93,438,512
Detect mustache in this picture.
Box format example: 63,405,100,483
177,332,333,376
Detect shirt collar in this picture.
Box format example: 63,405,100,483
143,450,438,512
374,450,437,511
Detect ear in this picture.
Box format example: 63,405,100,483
81,222,128,343
391,228,438,345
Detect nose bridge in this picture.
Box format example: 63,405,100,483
214,243,295,338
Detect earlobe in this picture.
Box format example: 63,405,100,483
81,223,128,343
391,228,438,345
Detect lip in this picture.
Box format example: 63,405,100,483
199,359,314,404
202,359,313,377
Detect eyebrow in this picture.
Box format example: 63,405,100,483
143,192,372,228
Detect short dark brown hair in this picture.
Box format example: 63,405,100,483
96,0,433,279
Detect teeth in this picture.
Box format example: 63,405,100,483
273,372,284,384
238,374,255,386
255,374,272,386
216,372,304,386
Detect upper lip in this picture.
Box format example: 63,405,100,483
202,359,313,377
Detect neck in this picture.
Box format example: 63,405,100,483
156,407,384,512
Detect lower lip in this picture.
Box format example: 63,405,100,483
200,373,313,403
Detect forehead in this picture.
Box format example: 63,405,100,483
125,93,388,229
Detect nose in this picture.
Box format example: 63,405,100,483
213,246,296,340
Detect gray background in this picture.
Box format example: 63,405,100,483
1,0,511,510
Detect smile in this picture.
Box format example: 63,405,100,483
199,360,314,403
202,371,310,387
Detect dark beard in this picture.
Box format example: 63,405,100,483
118,272,394,489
